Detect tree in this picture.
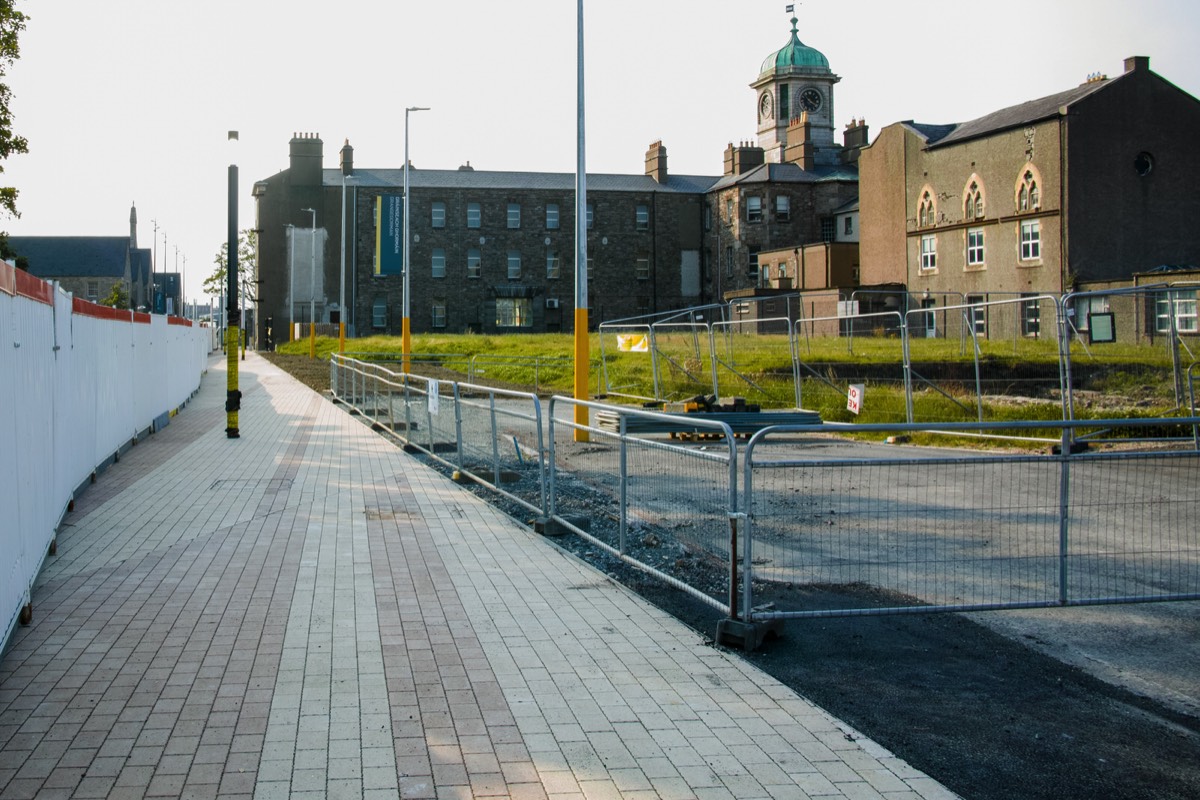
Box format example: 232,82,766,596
100,281,129,310
0,2,28,265
205,228,257,299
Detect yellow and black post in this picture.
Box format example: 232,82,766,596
225,139,242,438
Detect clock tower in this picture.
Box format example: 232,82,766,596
752,12,841,167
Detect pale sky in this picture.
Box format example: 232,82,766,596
4,0,1198,303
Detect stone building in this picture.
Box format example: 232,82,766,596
858,56,1200,331
252,136,717,341
8,204,156,310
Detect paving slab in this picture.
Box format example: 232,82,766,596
0,352,959,799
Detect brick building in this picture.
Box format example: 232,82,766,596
858,56,1200,329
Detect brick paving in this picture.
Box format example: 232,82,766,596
0,353,958,799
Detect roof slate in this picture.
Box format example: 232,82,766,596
709,161,858,192
329,168,720,195
9,237,133,279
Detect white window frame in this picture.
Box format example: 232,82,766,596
507,251,521,279
746,196,763,223
966,228,985,267
546,252,560,280
636,205,649,231
635,257,650,280
496,297,532,328
466,202,481,229
1021,295,1041,337
431,302,446,328
920,234,937,271
775,195,790,221
467,249,481,279
507,203,521,229
1156,290,1199,334
372,298,387,328
431,201,445,229
1020,220,1041,261
431,248,446,278
546,203,559,230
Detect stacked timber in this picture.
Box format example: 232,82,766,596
594,396,821,438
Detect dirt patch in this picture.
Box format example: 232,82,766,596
268,352,1200,800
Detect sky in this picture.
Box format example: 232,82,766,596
4,0,1198,304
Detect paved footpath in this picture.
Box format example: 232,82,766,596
0,353,957,800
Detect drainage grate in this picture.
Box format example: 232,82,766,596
209,478,293,492
365,506,414,521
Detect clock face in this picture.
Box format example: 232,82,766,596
759,92,773,120
799,87,823,113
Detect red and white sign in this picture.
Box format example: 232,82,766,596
847,384,864,415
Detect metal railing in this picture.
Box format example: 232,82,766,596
740,418,1200,623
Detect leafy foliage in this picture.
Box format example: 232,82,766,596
0,2,27,259
205,228,257,299
100,281,129,310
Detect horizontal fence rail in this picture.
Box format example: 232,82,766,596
742,419,1200,623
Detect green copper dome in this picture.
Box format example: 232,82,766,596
760,16,829,75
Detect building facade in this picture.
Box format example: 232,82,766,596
858,57,1200,328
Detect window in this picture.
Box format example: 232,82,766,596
86,280,99,300
920,235,937,271
586,203,594,229
820,218,835,242
635,257,650,280
965,182,983,220
507,203,521,229
967,295,987,336
1020,220,1041,261
1021,295,1041,337
776,195,790,221
843,216,854,236
1076,295,1110,332
546,252,560,279
1018,170,1040,211
467,249,481,279
431,302,446,328
1156,290,1199,334
747,247,760,281
467,202,481,228
372,298,388,329
431,201,446,229
725,245,734,276
546,203,560,230
919,190,936,227
507,251,521,279
431,248,446,278
967,228,985,267
725,199,734,222
762,265,771,284
636,205,649,231
746,196,763,223
496,297,532,328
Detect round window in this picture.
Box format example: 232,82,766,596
1134,152,1154,177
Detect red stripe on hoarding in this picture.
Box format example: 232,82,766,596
0,261,14,296
167,316,192,327
132,311,151,324
72,297,133,322
14,267,53,305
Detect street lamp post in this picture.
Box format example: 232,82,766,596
339,174,356,353
225,130,241,439
286,224,295,342
302,207,317,358
574,0,590,442
403,106,429,374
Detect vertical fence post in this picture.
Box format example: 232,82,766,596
490,393,501,486
453,384,465,474
618,412,628,555
1058,424,1072,606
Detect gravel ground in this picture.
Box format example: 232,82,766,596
265,352,1200,800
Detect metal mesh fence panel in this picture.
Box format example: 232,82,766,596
549,399,736,609
792,311,908,423
455,388,546,514
745,429,1200,619
709,322,796,409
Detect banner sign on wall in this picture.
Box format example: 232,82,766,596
374,195,404,276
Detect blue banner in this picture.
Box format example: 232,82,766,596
374,195,403,276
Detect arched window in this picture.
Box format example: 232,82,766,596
919,190,936,228
964,180,984,220
1017,168,1041,212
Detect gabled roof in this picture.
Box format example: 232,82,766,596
328,168,720,196
904,78,1115,150
709,161,858,192
8,237,133,279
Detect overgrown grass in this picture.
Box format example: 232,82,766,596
277,331,1183,426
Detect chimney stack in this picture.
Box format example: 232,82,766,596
340,139,354,176
645,140,668,184
289,132,324,187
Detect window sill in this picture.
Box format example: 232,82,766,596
964,264,987,272
1017,260,1043,268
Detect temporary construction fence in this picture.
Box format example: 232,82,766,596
597,286,1200,429
740,419,1200,626
1,263,210,652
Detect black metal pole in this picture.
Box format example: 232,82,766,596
226,160,241,438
